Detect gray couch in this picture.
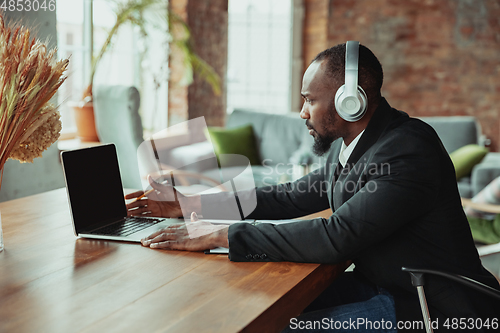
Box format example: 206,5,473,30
418,116,493,198
213,109,323,187
157,109,323,191
161,110,497,198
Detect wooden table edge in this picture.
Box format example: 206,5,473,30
242,261,351,333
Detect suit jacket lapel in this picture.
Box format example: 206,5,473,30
327,139,342,207
345,98,396,168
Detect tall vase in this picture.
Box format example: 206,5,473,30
0,209,3,252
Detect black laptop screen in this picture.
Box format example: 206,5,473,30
62,144,128,232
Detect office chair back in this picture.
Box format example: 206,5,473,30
402,267,500,333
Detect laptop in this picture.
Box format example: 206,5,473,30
61,143,178,242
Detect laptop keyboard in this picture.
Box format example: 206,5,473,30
90,217,164,237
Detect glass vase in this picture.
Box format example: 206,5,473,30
0,210,3,252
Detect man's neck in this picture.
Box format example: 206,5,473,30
343,97,381,146
344,127,366,146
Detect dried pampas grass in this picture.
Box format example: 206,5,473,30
0,14,69,185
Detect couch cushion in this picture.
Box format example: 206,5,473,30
227,109,307,165
419,116,480,154
206,125,260,165
449,144,488,179
457,177,473,198
471,153,500,196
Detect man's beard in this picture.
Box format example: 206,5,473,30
311,103,339,156
312,132,336,156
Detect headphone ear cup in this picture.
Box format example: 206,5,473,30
357,86,368,115
335,85,368,122
334,84,346,116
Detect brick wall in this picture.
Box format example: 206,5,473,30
168,0,227,127
304,0,500,151
186,0,228,127
303,0,329,74
168,0,189,126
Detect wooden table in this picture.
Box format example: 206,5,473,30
0,188,347,333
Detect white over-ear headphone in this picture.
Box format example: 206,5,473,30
334,41,368,122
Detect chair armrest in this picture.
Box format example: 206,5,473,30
163,141,217,173
401,267,500,300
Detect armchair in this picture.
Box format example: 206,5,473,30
93,85,143,189
419,116,488,198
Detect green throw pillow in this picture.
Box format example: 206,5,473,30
205,125,260,165
449,144,488,179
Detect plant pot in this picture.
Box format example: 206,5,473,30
71,102,99,142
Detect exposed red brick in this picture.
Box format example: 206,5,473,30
303,0,500,151
186,0,227,127
168,0,228,127
303,0,329,76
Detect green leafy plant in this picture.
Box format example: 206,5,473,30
83,0,220,101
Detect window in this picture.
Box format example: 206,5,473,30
56,0,168,137
227,0,303,114
56,0,87,134
92,0,138,88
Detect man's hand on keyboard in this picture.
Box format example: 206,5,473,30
140,212,229,251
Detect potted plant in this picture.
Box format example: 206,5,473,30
73,0,220,141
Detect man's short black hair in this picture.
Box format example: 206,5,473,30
313,43,384,103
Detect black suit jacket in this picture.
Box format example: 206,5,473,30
201,98,500,330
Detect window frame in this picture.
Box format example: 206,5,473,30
226,0,304,115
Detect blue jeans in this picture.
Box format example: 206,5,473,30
282,272,397,332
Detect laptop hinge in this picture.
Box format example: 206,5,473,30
81,217,126,234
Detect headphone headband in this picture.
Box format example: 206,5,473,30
334,41,367,122
344,41,360,98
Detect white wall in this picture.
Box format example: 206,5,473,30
0,10,65,202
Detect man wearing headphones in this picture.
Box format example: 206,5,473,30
127,42,500,331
